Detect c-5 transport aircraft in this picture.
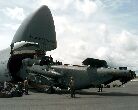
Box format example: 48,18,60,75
0,5,136,92
0,5,57,81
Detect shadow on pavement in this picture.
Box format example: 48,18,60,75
76,90,138,96
29,88,138,96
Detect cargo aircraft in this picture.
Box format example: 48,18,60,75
0,5,57,81
0,5,136,92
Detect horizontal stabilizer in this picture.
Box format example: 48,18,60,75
12,5,57,51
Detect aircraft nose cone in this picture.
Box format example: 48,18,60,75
130,70,136,78
37,5,49,12
34,5,51,18
12,5,57,51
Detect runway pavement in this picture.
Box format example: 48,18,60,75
0,81,138,110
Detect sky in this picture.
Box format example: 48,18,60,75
0,0,138,73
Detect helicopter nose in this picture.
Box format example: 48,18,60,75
130,70,136,79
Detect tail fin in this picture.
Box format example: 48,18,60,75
12,5,56,51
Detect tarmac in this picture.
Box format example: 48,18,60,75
0,81,138,110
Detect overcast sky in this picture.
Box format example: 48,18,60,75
0,0,138,73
